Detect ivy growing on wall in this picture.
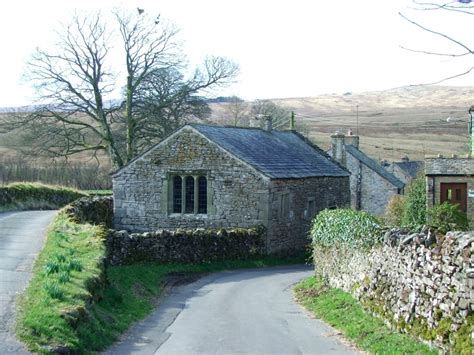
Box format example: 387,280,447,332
311,209,383,249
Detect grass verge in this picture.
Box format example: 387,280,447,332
16,209,107,353
0,182,87,211
294,276,438,354
17,205,308,353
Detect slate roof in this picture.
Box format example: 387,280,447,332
392,161,423,178
345,145,405,189
192,124,349,179
426,157,474,175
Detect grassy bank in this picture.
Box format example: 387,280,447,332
17,206,308,353
294,277,438,354
0,182,87,211
16,210,107,353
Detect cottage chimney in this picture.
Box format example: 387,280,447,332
331,131,346,166
263,115,273,132
345,129,359,148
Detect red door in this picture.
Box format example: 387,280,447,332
440,183,467,213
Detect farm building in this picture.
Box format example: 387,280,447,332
328,131,404,216
384,156,424,185
425,156,474,227
112,120,350,254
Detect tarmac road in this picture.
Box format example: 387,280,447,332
0,210,56,355
106,265,359,355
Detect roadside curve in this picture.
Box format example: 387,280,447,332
0,210,57,355
105,265,359,355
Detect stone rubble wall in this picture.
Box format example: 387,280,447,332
106,226,265,266
268,177,350,253
314,229,473,350
64,196,113,228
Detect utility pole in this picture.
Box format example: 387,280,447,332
469,106,474,156
290,111,296,130
356,104,359,136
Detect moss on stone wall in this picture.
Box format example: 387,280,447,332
0,182,86,211
107,226,266,265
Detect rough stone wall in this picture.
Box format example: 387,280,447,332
113,127,269,232
64,196,113,227
314,230,474,350
267,177,350,254
345,153,399,216
359,160,400,216
106,226,264,265
328,147,400,216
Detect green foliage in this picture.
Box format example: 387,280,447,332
294,277,437,354
384,194,406,226
311,209,383,249
401,175,426,227
16,210,107,353
43,281,65,300
0,182,86,212
427,201,469,233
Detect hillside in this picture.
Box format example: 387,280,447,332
1,85,473,167
210,85,474,162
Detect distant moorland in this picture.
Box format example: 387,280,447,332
211,85,474,162
0,85,473,188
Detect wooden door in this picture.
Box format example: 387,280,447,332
440,183,467,213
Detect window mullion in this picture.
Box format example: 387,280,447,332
181,175,185,214
194,175,199,214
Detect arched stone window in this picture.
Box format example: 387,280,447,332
185,176,195,213
172,176,182,213
198,176,207,214
171,174,208,214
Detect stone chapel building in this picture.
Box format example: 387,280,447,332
112,121,350,253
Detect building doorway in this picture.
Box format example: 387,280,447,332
440,183,467,213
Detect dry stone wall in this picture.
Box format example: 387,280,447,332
106,226,264,265
314,229,474,351
64,196,113,227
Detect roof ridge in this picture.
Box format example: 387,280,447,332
345,145,404,188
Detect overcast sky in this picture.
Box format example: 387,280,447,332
0,0,472,107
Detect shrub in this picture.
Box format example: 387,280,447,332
427,202,469,234
384,194,406,226
0,182,86,211
311,209,383,249
401,175,426,227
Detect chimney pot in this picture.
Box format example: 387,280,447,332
345,129,359,149
264,116,272,132
330,132,346,166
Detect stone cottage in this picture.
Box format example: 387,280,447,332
384,156,424,185
328,131,404,216
425,156,474,227
112,121,350,253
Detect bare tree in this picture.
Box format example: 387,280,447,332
399,0,474,84
224,96,249,126
4,10,238,169
250,100,291,130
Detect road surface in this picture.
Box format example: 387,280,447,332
0,210,56,355
106,265,359,355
